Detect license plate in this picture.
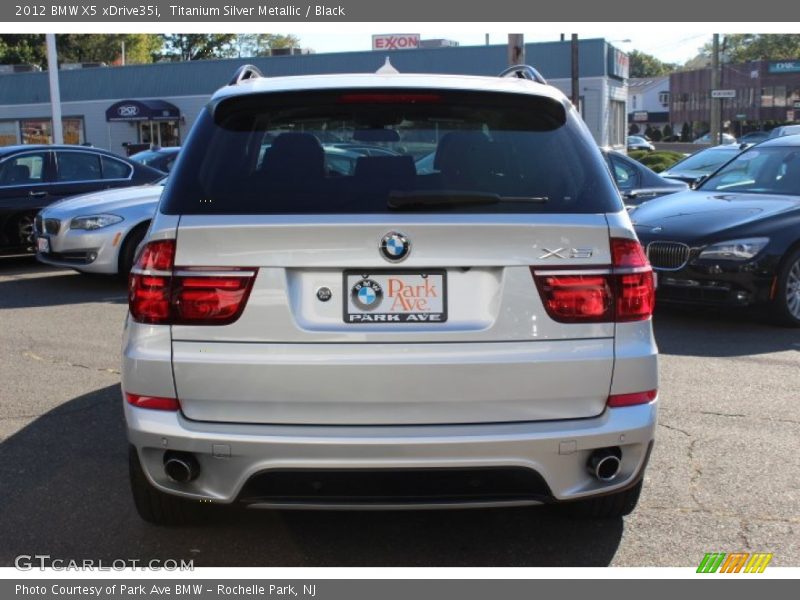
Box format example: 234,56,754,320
343,270,447,323
36,237,50,254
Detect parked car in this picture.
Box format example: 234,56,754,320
633,136,800,326
693,132,737,145
659,145,744,185
627,135,655,151
123,65,658,525
129,147,181,173
34,178,165,276
602,149,688,206
0,145,163,254
767,124,800,139
738,131,770,145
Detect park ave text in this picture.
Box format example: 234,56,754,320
16,584,317,597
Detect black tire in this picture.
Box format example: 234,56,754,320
117,223,149,278
128,445,198,526
558,479,643,519
770,248,800,328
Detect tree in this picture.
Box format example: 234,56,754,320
628,49,678,78
703,34,800,63
160,34,238,61
232,34,301,57
0,34,162,67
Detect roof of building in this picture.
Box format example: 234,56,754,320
627,76,669,92
0,39,618,106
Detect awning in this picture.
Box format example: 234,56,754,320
105,99,180,122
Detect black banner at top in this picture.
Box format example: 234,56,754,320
0,0,791,22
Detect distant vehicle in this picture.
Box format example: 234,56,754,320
627,135,655,151
738,131,770,145
129,147,181,173
602,149,688,206
693,132,737,145
35,178,165,276
767,124,800,139
0,144,163,255
634,136,800,327
659,145,744,185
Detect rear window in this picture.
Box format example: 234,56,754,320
161,89,621,215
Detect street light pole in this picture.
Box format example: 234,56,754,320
710,33,720,145
45,34,64,145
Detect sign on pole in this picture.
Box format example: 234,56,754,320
711,89,736,99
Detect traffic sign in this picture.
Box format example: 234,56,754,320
711,89,736,99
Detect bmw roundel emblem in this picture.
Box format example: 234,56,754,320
351,278,383,311
380,231,411,262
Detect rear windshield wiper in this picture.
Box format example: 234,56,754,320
387,190,549,209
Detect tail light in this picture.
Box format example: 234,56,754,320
129,239,257,325
125,392,180,411
607,389,657,407
532,237,655,323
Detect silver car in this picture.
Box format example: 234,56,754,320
123,65,659,525
35,179,163,275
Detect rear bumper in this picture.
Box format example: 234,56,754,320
125,399,657,507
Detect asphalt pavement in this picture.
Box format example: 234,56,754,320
0,255,798,567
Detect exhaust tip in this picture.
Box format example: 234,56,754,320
587,447,622,482
163,451,200,483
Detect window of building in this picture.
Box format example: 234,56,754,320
631,95,637,109
774,86,787,108
19,117,85,145
761,87,774,108
609,100,626,147
658,91,670,106
0,121,18,146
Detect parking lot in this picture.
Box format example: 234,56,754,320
0,255,798,567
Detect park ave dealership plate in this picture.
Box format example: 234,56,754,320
343,270,447,323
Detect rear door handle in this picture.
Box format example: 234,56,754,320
28,191,47,198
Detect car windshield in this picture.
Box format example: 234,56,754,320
628,136,645,143
669,148,737,173
161,88,621,215
698,146,800,195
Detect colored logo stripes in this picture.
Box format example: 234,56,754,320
697,552,773,573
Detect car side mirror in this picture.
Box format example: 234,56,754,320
691,175,708,189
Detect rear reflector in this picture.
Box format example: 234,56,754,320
128,239,257,325
607,389,657,407
531,237,655,323
125,392,180,411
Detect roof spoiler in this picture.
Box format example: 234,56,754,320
228,64,264,86
499,64,547,85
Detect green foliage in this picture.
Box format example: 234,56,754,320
628,123,640,135
663,124,673,138
231,34,302,57
680,122,692,142
160,34,238,61
630,150,685,173
0,34,162,67
650,128,663,142
704,34,800,62
628,49,679,78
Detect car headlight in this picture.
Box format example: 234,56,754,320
69,214,124,230
698,237,769,260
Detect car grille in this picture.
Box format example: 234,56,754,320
646,241,690,271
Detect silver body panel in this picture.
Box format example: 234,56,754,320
35,184,161,274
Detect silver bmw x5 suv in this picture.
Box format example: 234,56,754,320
122,64,658,525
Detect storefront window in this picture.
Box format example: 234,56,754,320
138,120,180,147
0,121,18,146
609,100,626,147
19,117,85,145
761,87,774,108
774,86,787,108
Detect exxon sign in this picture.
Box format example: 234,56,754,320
372,34,421,51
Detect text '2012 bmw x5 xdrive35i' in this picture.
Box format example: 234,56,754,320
122,64,658,525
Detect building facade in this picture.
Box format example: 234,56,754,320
627,76,670,132
0,38,629,155
670,60,800,134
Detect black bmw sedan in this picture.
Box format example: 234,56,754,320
632,135,800,327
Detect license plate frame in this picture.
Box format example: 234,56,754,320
343,269,447,324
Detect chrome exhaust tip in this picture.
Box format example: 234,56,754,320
163,451,200,483
587,447,622,481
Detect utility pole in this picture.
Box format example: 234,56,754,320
507,34,524,66
571,34,579,108
45,34,64,145
710,33,720,145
